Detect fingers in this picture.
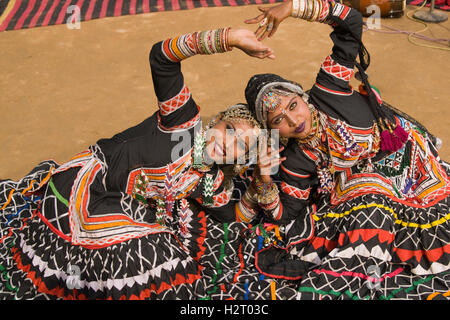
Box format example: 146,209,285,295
258,16,275,41
259,48,276,60
254,25,266,40
247,3,289,40
258,146,284,166
258,6,269,13
244,13,265,25
258,146,285,176
268,20,280,38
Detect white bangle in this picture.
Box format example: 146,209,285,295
291,0,300,17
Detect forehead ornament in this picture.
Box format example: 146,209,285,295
262,92,281,113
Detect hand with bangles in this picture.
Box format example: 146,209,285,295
244,1,293,40
247,138,285,219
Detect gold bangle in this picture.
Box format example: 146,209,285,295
243,184,258,205
306,0,314,21
257,183,279,205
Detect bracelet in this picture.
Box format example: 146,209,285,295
292,0,327,23
291,0,300,17
215,28,221,52
300,0,307,19
192,32,200,53
243,183,259,205
223,27,232,52
260,195,279,211
306,0,314,20
315,0,323,22
318,0,330,22
251,175,274,196
309,0,319,21
257,182,279,205
192,29,232,55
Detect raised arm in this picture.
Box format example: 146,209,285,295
149,28,231,132
150,28,277,131
246,0,363,94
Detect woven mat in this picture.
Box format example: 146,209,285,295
0,0,284,32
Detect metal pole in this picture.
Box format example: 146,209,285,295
413,0,448,22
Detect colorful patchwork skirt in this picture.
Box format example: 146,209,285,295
0,158,208,299
202,189,450,300
1,150,450,300
192,126,450,300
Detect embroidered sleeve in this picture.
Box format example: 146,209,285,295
292,1,362,95
192,167,260,223
149,28,232,132
274,147,318,222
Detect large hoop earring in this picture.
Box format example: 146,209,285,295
279,136,289,146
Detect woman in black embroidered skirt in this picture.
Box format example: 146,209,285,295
0,27,279,300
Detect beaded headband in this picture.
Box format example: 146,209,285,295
262,92,281,113
207,104,262,131
254,82,306,128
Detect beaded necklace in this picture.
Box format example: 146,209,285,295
297,110,336,193
192,128,214,206
296,109,321,148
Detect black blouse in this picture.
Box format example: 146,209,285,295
276,2,380,222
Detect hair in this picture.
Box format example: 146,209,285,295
267,86,296,97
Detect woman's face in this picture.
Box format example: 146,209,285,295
266,94,312,139
205,119,257,164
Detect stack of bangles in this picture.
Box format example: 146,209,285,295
192,27,232,55
251,176,280,212
291,0,329,23
166,27,232,62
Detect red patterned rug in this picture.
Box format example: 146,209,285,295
0,0,284,32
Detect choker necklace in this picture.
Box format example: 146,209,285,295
297,109,323,148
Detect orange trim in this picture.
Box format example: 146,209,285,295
170,36,186,60
280,165,311,178
162,39,179,62
1,189,15,210
270,280,276,300
74,162,163,231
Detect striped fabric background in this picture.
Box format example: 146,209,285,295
0,0,285,32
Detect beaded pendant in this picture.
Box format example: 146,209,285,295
317,167,334,193
203,173,214,206
164,165,175,219
177,199,191,237
335,120,363,157
132,171,149,205
192,128,213,173
156,199,166,226
193,129,206,169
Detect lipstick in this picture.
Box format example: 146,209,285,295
295,122,305,134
